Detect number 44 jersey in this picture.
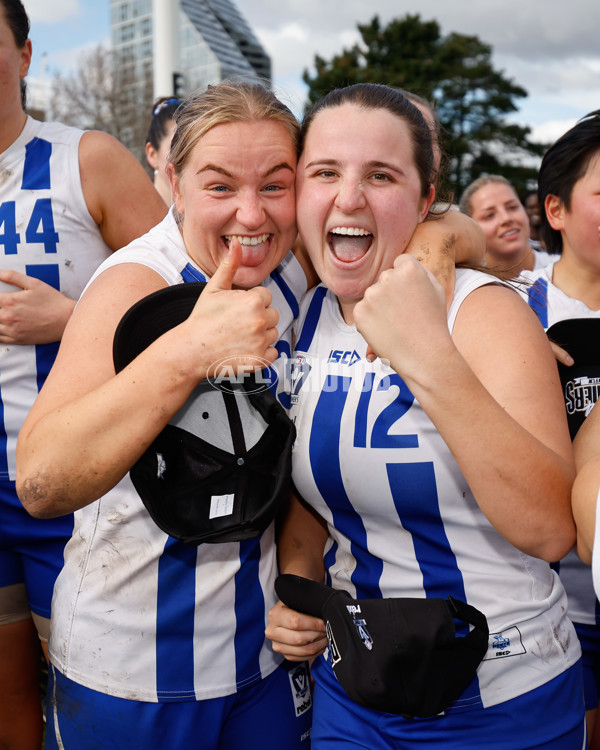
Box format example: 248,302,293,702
288,269,580,713
0,116,112,480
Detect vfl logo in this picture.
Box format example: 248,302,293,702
290,355,311,404
353,618,373,651
288,663,312,716
328,349,361,366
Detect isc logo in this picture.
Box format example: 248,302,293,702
328,349,361,365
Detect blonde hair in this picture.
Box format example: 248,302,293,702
458,175,514,216
168,80,299,177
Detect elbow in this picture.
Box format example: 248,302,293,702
528,521,576,563
16,474,63,519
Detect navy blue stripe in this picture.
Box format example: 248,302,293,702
387,462,467,604
309,375,383,599
181,263,207,283
234,538,264,689
387,461,482,705
295,286,327,354
156,537,197,700
527,279,548,329
22,138,52,189
269,266,299,321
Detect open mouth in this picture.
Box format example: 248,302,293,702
223,233,273,266
328,227,373,263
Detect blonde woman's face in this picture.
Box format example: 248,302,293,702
170,119,298,289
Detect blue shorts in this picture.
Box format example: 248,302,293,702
575,621,600,711
45,660,312,750
310,656,586,749
0,478,73,617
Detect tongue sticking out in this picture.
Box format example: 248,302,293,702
328,233,372,263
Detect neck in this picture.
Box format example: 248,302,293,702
486,245,533,275
0,109,27,154
553,254,600,311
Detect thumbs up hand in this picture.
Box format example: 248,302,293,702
183,239,280,380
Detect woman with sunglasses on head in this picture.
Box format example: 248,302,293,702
146,97,181,204
0,2,167,747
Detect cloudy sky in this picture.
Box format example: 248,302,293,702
25,0,599,144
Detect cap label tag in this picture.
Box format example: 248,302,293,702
209,494,235,518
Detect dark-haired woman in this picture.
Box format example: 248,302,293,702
0,1,166,746
266,83,584,749
145,97,180,204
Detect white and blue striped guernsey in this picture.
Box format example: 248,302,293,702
0,117,112,481
49,211,307,702
289,268,579,712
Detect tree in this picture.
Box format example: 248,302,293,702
303,15,546,198
44,45,153,166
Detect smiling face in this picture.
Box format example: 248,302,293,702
296,103,433,321
169,119,297,289
468,182,531,268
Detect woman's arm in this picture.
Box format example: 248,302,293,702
79,130,168,251
354,256,575,562
265,492,329,661
16,244,279,519
571,455,600,564
0,133,166,348
405,208,485,308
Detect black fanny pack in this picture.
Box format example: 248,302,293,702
276,574,489,718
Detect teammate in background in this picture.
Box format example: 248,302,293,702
15,78,487,749
266,83,583,748
523,189,546,251
459,174,553,276
0,1,167,748
523,110,600,748
145,97,180,205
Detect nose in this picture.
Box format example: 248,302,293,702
498,207,513,225
236,191,265,229
334,177,366,213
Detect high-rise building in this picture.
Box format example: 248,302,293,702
110,0,271,152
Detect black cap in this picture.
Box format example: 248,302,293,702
547,318,600,439
113,282,296,545
275,574,489,718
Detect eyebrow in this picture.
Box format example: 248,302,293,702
304,158,406,177
197,162,295,178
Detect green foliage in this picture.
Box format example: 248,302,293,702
303,14,547,198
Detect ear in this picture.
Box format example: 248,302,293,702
20,39,32,79
544,194,565,231
167,163,184,215
417,184,436,223
145,142,159,171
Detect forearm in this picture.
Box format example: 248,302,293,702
277,492,328,581
400,346,575,561
17,335,206,518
